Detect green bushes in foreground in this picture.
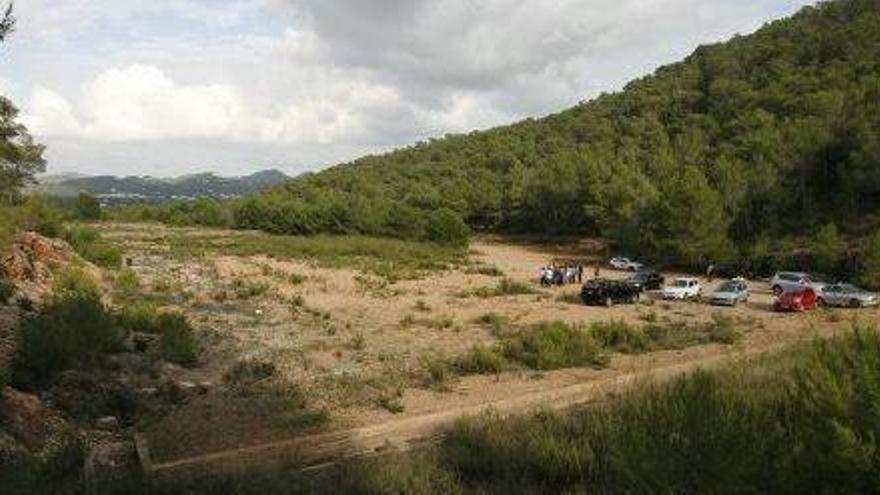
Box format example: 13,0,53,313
13,274,199,389
446,318,741,378
12,271,126,389
139,326,880,494
116,303,198,367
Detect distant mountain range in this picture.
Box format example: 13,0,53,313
31,169,289,205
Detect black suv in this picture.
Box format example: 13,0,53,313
626,270,665,292
581,279,642,307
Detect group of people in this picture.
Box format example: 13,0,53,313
540,263,587,286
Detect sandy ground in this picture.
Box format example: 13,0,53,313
97,223,879,467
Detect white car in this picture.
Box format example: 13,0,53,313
663,278,702,300
769,272,829,296
610,257,644,272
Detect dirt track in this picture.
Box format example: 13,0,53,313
142,336,807,480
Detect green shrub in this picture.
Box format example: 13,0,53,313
63,224,123,268
156,313,198,367
590,319,651,354
74,193,102,221
23,195,66,239
116,302,162,333
502,321,605,371
114,269,140,293
453,346,506,375
13,288,125,388
469,278,537,298
474,312,509,336
423,208,470,247
53,267,101,299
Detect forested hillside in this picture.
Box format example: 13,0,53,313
236,0,880,269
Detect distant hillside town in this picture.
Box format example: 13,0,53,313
30,169,289,206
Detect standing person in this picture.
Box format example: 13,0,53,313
594,264,601,279
706,262,716,282
577,264,583,284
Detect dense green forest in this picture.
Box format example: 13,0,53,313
116,0,880,276
241,0,880,260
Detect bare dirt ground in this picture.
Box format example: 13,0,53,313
97,223,880,473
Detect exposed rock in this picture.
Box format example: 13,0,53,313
96,416,120,431
84,436,138,490
1,231,104,303
0,388,81,485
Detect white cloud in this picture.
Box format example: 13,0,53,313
24,87,81,137
7,0,817,175
80,65,247,141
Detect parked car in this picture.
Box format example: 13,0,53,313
774,288,818,312
626,270,665,292
769,272,829,296
610,257,644,272
581,279,641,307
710,278,750,307
663,278,702,300
818,283,880,308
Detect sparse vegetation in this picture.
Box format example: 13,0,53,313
464,278,538,298
225,359,277,384
178,326,880,494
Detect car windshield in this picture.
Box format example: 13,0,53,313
809,273,832,283
673,280,690,288
839,283,860,292
717,282,738,292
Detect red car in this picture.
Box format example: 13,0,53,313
773,288,818,312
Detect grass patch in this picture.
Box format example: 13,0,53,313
463,278,538,298
137,228,465,281
465,264,504,277
63,224,123,269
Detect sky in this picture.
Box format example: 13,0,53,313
1,0,815,177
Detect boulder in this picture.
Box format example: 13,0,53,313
96,416,120,431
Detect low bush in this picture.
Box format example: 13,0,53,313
453,346,506,375
63,224,123,268
590,319,651,354
116,302,162,333
13,282,126,389
502,321,606,371
116,303,198,367
467,278,538,298
156,313,198,367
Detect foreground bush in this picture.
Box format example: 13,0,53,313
116,303,198,367
13,278,126,388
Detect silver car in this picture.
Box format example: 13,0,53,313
819,283,880,308
769,272,829,296
710,279,750,307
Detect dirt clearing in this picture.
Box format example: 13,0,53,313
96,223,879,469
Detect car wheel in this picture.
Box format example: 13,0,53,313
817,297,825,307
850,298,861,309
772,285,783,296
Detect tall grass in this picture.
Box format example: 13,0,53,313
129,327,880,494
